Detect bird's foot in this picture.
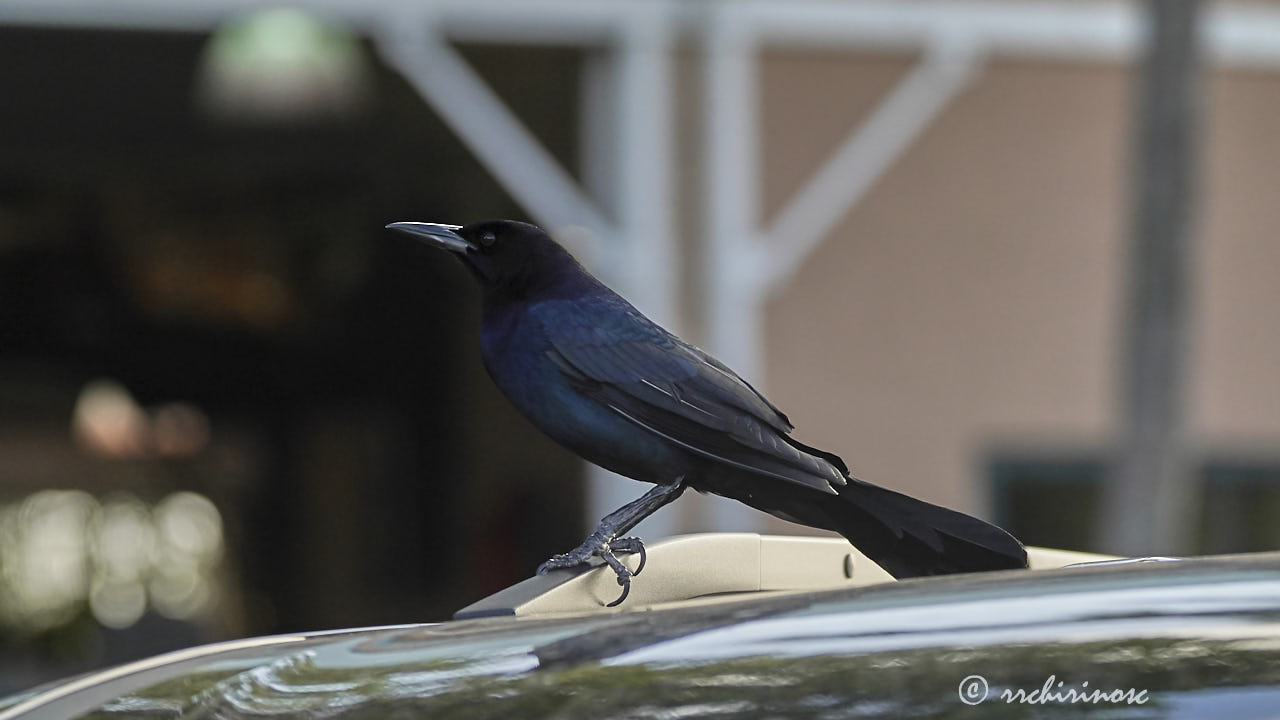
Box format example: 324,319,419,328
536,534,647,607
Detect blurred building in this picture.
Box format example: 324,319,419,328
2,0,1280,691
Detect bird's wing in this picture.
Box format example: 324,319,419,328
533,295,848,495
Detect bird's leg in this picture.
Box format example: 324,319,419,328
537,479,686,574
537,478,686,606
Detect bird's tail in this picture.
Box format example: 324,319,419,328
827,481,1028,578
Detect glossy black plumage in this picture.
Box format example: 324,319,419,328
388,219,1028,589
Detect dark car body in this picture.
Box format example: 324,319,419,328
4,541,1280,719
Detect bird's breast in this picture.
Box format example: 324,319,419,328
479,311,598,439
478,304,688,481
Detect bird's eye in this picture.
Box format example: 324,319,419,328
480,232,497,248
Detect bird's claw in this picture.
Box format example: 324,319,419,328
536,536,647,606
600,553,633,607
606,536,646,576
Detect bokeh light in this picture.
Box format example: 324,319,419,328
0,490,225,634
0,491,96,632
71,380,212,460
71,381,149,459
150,492,223,619
196,6,369,122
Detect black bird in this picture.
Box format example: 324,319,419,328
388,219,1028,604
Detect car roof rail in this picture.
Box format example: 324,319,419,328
453,532,1115,620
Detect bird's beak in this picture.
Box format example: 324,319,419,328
385,222,473,254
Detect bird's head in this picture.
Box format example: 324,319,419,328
386,219,590,298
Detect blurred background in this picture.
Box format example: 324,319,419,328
3,0,1280,693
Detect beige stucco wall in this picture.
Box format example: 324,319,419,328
761,54,1134,517
1195,70,1280,447
753,51,1280,526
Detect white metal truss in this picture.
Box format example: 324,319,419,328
10,0,1280,535
700,12,985,530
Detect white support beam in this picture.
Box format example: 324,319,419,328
704,15,765,379
373,19,612,241
0,0,654,39
729,0,1139,61
761,44,981,293
700,14,772,533
580,11,683,539
617,16,679,329
427,2,655,46
10,0,1280,71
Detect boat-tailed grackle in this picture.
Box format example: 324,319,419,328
387,219,1028,605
